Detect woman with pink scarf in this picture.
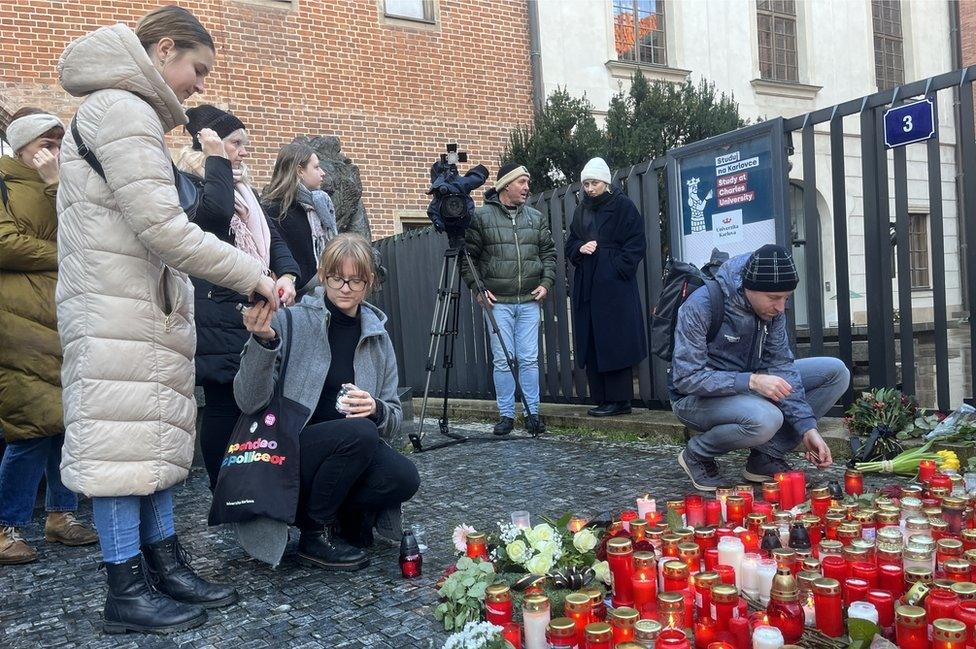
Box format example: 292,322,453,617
175,105,300,489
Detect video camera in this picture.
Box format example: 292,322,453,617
426,143,488,241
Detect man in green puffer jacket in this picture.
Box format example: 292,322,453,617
461,163,556,436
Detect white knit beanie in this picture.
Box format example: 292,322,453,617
6,114,64,153
580,157,612,184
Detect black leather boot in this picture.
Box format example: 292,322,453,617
142,535,238,609
298,527,370,571
103,555,207,634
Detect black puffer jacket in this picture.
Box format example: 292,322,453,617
461,189,556,303
186,158,300,386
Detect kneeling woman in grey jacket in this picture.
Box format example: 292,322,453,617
235,233,419,570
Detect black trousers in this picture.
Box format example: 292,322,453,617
295,418,420,535
200,383,241,490
584,329,634,405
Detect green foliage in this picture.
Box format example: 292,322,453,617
435,557,498,631
502,72,745,193
846,618,880,649
502,88,604,193
844,388,919,438
605,72,746,169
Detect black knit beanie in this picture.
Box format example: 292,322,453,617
185,105,246,150
496,162,522,181
742,244,799,292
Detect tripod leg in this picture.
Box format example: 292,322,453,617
414,253,453,449
462,247,540,436
438,252,463,435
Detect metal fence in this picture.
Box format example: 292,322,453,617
373,67,976,412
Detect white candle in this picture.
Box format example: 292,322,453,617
756,558,778,605
802,591,816,627
752,625,784,649
740,553,760,598
717,537,745,590
848,601,879,625
637,496,655,519
511,510,531,530
522,604,550,649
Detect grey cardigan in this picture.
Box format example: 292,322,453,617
233,288,402,441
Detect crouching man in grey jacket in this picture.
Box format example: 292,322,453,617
670,244,850,491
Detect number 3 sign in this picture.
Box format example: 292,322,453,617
883,98,936,148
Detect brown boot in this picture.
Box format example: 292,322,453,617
45,511,99,547
0,526,38,564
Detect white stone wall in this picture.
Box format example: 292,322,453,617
536,0,963,325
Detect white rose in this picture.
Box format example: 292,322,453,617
505,540,528,563
525,552,554,576
592,560,612,586
572,528,599,553
526,523,556,547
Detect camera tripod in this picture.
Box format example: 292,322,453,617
409,237,542,452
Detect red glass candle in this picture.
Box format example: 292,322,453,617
693,616,717,649
851,561,879,588
715,527,734,540
654,629,691,649
811,486,832,519
563,593,592,647
932,618,968,649
821,555,847,582
752,501,773,523
728,617,751,649
621,510,638,532
896,605,928,649
693,572,719,621
931,473,953,492
766,597,804,644
608,608,638,645
735,485,754,515
695,528,717,553
845,469,864,496
705,500,722,527
737,529,759,553
813,577,844,637
955,600,976,648
632,553,658,613
607,537,635,607
775,473,793,510
704,548,719,572
583,621,612,649
788,471,806,507
726,496,746,528
663,561,689,593
879,563,905,599
927,589,961,627
867,590,895,635
686,495,705,528
548,618,581,648
465,532,488,560
762,481,781,506
709,585,738,632
920,459,938,483
715,564,735,586
502,622,522,649
485,584,513,626
844,578,869,607
682,589,695,629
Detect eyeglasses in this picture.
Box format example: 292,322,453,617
325,275,367,292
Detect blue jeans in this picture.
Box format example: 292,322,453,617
486,302,541,418
0,435,78,527
674,357,851,460
91,489,175,564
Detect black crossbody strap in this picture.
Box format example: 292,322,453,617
0,177,8,209
70,115,106,181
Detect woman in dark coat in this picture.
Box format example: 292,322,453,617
175,105,301,488
565,157,647,417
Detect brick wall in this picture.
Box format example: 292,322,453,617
962,0,976,108
0,0,534,237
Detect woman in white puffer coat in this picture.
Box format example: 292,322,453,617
56,6,277,635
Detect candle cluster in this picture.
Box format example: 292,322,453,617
473,462,976,649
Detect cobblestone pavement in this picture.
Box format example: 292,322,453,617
1,423,868,649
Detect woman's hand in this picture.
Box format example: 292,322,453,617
199,128,225,158
32,149,60,185
580,240,598,255
242,299,277,341
275,275,297,306
341,384,377,418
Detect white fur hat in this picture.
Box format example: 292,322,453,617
581,157,612,184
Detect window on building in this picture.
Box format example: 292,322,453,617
909,213,930,289
872,0,904,90
612,0,667,66
757,0,798,83
385,0,435,22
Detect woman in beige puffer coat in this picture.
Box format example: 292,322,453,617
56,6,277,635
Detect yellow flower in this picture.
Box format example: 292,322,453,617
936,450,960,471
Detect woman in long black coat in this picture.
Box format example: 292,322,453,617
175,106,301,488
565,157,647,417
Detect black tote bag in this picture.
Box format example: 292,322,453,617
209,309,310,525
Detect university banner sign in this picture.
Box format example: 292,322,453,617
666,119,790,268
